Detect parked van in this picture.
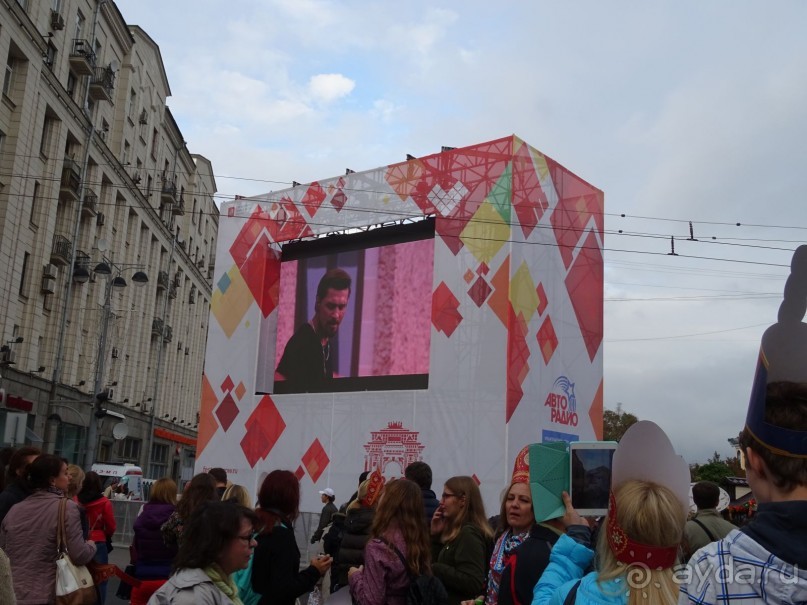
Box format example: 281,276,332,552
91,463,144,500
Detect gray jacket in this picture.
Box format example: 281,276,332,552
0,490,96,605
148,568,237,605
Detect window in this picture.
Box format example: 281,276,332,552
52,0,63,12
54,424,84,463
117,437,141,461
150,128,158,160
40,116,56,158
74,11,84,41
45,42,57,70
150,443,169,478
19,251,29,296
30,181,40,225
66,71,77,98
128,88,137,122
16,0,27,10
3,55,15,98
122,140,130,164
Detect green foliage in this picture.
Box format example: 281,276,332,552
603,406,639,442
691,451,745,483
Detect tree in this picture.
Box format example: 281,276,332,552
690,450,745,483
603,404,639,442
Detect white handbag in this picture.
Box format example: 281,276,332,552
54,498,97,605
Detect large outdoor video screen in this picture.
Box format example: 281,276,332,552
259,220,435,395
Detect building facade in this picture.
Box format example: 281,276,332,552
0,0,217,482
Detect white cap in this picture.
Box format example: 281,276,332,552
319,488,335,498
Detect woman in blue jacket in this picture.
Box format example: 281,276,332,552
533,421,690,605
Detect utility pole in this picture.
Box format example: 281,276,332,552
83,277,114,469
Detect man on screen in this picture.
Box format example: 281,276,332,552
275,268,351,390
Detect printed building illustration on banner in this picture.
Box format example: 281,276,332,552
199,135,604,512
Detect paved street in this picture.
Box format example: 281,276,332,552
106,543,133,605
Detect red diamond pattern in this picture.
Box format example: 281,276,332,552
512,141,549,238
506,307,530,423
301,182,327,217
537,316,559,365
547,154,604,269
431,282,463,337
331,189,347,211
240,232,281,318
220,376,235,393
467,277,492,308
302,439,330,483
240,395,286,468
294,466,305,480
215,392,239,431
536,282,548,316
565,231,603,361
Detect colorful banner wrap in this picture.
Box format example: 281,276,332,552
198,136,604,512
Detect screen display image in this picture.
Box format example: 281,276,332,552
570,446,615,514
264,220,434,395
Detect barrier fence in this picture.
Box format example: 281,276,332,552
110,500,319,563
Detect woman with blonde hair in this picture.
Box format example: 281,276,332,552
66,463,85,498
430,475,493,605
348,479,438,605
531,421,690,605
130,477,178,605
222,483,252,508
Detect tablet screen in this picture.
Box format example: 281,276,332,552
570,447,614,512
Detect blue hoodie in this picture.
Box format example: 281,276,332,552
531,534,627,605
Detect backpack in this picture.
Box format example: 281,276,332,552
323,514,346,557
378,537,448,605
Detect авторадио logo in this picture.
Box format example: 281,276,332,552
545,376,578,427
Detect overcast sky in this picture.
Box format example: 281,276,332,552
118,0,807,464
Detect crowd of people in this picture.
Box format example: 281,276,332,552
0,376,805,605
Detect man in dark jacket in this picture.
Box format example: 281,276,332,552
405,461,439,526
311,488,338,543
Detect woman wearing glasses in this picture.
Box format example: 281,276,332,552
148,500,259,605
430,476,494,605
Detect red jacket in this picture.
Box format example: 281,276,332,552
79,495,116,543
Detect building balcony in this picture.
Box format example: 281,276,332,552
82,189,98,217
60,159,81,201
68,39,95,76
73,250,90,274
163,325,173,343
171,196,185,216
168,282,177,300
156,270,169,291
160,181,177,206
88,65,115,102
51,234,72,266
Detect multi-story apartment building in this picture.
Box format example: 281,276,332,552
0,0,218,482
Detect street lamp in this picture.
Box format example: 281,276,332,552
83,261,148,469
